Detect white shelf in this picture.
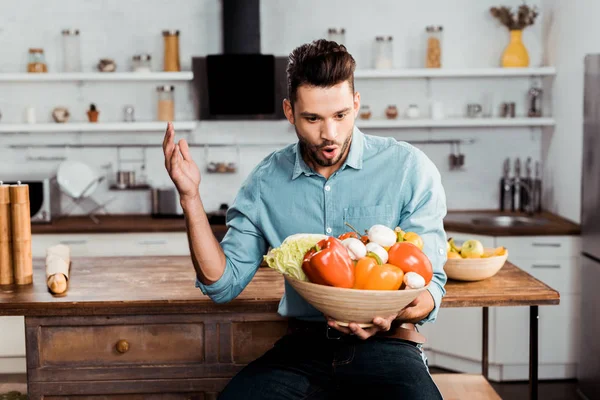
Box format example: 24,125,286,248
354,67,556,79
0,121,196,133
0,72,193,82
356,118,555,129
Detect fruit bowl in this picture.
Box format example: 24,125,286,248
444,248,509,282
284,275,429,328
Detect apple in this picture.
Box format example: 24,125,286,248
461,239,484,258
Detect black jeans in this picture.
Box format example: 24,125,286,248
218,330,443,399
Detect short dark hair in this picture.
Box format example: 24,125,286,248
286,39,356,107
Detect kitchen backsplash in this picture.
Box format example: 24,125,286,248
0,0,546,215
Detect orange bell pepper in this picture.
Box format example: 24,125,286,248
353,255,405,291
302,237,355,288
387,242,433,285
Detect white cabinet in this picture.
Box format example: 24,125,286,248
1,231,192,374
425,232,581,381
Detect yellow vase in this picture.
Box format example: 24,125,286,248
501,30,529,68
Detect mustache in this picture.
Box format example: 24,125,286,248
311,141,339,150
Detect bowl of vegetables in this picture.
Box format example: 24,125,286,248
264,224,433,327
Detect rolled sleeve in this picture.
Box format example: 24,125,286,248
195,168,268,304
397,147,448,325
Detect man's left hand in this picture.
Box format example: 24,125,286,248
326,290,435,340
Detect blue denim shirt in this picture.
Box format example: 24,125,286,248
196,127,448,324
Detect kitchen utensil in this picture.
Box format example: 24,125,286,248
456,142,465,167
449,143,458,170
528,86,543,117
534,161,542,212
466,103,483,118
444,249,508,281
512,158,521,211
10,182,32,285
501,102,516,118
521,157,533,212
284,275,429,328
0,181,13,285
499,158,512,211
151,187,183,217
57,161,99,199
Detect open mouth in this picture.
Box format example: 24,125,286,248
320,146,338,160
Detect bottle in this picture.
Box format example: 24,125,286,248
62,29,82,72
520,157,533,212
162,30,181,72
499,158,512,211
425,26,443,68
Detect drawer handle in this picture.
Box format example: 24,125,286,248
532,264,561,269
116,339,130,354
59,239,88,245
137,240,168,245
532,243,561,248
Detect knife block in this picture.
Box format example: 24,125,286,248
0,182,13,285
10,183,32,285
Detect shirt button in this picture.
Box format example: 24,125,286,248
326,227,332,234
439,248,444,255
325,185,331,192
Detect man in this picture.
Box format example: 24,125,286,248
163,39,447,399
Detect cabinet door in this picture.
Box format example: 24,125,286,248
493,292,580,365
0,316,25,357
420,307,483,361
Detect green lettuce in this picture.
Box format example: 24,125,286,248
264,234,328,281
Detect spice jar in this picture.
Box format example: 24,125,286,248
163,30,180,72
406,104,420,119
374,36,393,69
359,105,372,120
132,54,152,72
157,85,175,121
328,28,346,45
27,48,47,73
62,29,81,72
425,26,443,68
385,105,398,119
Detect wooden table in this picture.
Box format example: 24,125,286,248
0,257,559,399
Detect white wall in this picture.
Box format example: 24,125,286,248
0,0,554,215
540,0,595,223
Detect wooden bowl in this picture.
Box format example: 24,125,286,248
444,249,508,282
284,276,429,328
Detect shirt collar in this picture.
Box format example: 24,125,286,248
291,126,365,180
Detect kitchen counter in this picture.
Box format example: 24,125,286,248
0,256,558,399
31,210,580,237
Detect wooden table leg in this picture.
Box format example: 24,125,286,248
529,305,539,400
482,307,489,379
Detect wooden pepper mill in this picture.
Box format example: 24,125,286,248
10,182,32,285
0,181,13,285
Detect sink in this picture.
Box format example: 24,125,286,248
470,215,550,227
445,212,552,227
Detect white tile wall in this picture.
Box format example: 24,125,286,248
0,0,557,215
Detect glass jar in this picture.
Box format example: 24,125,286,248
62,29,81,72
374,36,393,69
425,26,443,68
359,105,372,120
157,85,175,121
327,28,346,45
27,48,47,73
162,30,180,72
406,104,420,119
385,105,398,119
132,54,152,72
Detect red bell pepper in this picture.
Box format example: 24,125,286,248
302,237,355,288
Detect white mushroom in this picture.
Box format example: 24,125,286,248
367,224,397,247
365,242,388,264
342,238,367,260
404,272,426,289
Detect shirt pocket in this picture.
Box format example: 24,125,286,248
343,204,395,233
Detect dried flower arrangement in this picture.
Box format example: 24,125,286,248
490,4,539,30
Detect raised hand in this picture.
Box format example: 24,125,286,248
162,122,201,200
